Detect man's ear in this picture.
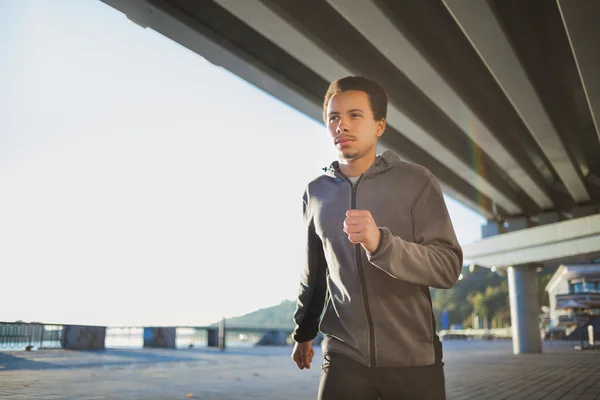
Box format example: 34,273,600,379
376,118,386,137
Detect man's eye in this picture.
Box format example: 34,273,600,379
351,113,361,118
329,116,338,122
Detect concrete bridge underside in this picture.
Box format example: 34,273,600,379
100,0,600,355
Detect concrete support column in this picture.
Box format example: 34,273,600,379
507,265,542,354
208,318,226,350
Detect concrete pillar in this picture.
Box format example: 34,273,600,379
508,265,542,354
62,325,106,350
208,318,226,349
143,327,176,349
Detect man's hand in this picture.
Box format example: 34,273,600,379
291,341,314,370
344,210,381,254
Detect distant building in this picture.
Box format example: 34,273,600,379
545,264,600,336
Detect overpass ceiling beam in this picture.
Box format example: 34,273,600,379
558,0,600,148
214,0,524,215
326,0,553,210
100,0,323,122
443,0,591,204
100,0,498,219
464,214,600,268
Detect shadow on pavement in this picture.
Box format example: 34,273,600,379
0,346,295,371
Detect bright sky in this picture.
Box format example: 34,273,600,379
0,0,485,327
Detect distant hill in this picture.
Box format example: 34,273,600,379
220,300,296,329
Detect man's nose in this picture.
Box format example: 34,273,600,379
336,118,348,134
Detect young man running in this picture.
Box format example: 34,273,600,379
291,76,463,400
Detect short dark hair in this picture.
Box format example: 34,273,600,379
322,76,388,123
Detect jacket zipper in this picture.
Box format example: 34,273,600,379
347,176,377,367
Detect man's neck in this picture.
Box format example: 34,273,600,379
338,152,377,178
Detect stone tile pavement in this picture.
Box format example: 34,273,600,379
442,341,600,400
1,341,599,399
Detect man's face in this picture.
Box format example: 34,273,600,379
326,90,385,161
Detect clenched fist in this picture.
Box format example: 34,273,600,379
291,341,314,370
343,210,381,254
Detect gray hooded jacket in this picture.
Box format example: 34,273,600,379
292,150,463,367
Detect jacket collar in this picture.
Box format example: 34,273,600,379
324,150,401,179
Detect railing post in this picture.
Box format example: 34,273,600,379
218,317,226,350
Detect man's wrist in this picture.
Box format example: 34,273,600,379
367,228,385,255
366,228,382,254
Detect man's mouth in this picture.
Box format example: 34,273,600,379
336,138,354,146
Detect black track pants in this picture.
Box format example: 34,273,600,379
317,352,446,400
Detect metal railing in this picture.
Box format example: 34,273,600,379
1,322,293,351
556,292,600,307
0,322,63,350
175,327,208,348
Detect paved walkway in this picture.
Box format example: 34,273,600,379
1,341,599,399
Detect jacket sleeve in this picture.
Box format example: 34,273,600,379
367,176,463,289
292,191,328,343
